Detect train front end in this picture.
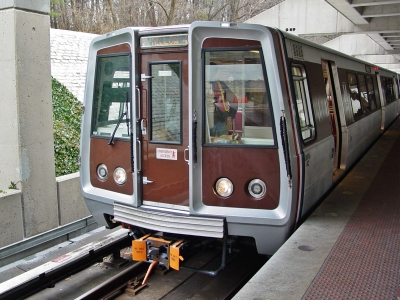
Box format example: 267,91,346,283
188,22,298,256
80,22,298,270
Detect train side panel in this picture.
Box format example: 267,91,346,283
283,35,397,218
378,69,399,129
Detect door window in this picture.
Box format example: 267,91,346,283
150,62,182,144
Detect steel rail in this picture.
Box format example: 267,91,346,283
0,229,132,300
76,261,148,300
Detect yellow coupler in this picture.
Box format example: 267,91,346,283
169,240,185,270
132,235,184,271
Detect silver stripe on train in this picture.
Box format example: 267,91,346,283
113,203,225,238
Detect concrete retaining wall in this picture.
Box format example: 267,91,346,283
0,172,91,249
57,172,90,225
0,190,24,248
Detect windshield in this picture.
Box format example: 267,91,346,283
91,55,131,139
204,49,275,146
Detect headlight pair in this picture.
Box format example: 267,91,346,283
96,164,127,185
214,178,267,199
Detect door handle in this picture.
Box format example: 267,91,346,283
137,140,141,172
136,87,140,121
141,119,147,136
141,74,154,81
184,147,189,164
143,176,154,184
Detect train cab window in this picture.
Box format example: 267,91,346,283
149,62,181,143
91,55,131,139
203,50,274,146
292,65,315,142
347,73,363,121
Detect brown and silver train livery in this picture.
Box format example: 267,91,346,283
80,22,399,271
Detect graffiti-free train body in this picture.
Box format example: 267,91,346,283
80,22,399,270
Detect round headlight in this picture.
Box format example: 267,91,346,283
215,178,234,197
113,167,127,185
97,164,108,181
248,179,266,199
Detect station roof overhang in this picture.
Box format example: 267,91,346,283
324,0,400,73
246,0,400,74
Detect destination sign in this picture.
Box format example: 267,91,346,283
141,34,188,49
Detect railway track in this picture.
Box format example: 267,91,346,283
0,229,132,300
11,233,267,299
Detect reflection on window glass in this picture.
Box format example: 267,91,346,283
358,74,370,114
366,76,377,111
151,63,181,143
204,50,274,146
92,55,131,139
382,77,395,104
347,73,362,120
292,65,314,141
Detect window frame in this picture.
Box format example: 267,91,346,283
381,76,395,104
347,72,364,122
201,46,277,148
357,73,373,116
91,53,132,140
365,75,378,113
291,64,316,144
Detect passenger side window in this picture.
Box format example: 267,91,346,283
357,74,371,114
347,73,363,121
381,77,395,104
292,65,315,142
366,75,378,111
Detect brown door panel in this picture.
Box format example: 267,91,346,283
140,52,189,206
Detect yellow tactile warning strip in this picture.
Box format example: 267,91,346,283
302,123,400,300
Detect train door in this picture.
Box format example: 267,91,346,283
138,51,189,208
322,60,344,178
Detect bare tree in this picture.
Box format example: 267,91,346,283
50,0,275,34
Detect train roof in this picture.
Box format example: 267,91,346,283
274,27,399,76
96,22,398,76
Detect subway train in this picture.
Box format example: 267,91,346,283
80,21,399,271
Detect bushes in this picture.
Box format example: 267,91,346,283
52,77,83,176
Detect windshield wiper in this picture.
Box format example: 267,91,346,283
108,93,130,145
108,111,126,145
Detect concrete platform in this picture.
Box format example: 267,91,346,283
233,117,400,300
